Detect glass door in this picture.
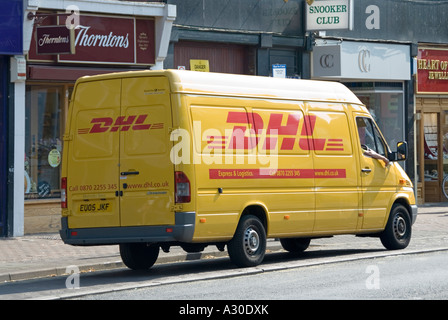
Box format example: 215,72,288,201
422,112,443,202
442,111,448,201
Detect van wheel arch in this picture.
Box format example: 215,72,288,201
239,205,268,235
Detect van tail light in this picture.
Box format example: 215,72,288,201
61,177,67,209
175,171,190,203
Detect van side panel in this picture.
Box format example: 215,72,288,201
119,76,175,227
66,79,121,228
309,103,361,233
189,96,315,240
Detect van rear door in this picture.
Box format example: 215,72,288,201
119,76,175,227
67,79,122,229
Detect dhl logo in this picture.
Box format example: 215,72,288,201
78,114,163,134
208,111,344,152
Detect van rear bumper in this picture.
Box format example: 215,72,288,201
59,212,195,246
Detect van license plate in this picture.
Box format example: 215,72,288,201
78,201,113,214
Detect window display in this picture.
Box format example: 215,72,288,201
25,85,65,199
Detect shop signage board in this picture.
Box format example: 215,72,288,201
306,0,353,31
36,25,75,55
417,48,448,94
312,41,410,80
29,13,155,65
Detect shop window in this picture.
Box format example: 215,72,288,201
25,85,66,199
346,83,404,149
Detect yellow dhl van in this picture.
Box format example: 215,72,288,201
60,70,417,269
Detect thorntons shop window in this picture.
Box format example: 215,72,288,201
25,85,66,199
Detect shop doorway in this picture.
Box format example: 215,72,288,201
416,97,448,203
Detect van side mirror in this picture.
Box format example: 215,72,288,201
389,141,407,161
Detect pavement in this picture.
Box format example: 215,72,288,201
1,203,447,283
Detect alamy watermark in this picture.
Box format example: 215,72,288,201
365,265,380,290
65,5,80,30
65,265,80,289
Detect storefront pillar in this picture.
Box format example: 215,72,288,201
11,80,25,236
153,4,176,70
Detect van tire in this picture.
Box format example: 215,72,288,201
380,204,412,250
280,238,311,253
227,215,266,267
119,243,159,270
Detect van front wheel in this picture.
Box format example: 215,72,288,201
119,243,159,270
227,215,266,267
380,204,412,250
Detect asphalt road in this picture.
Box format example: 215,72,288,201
1,208,447,301
77,250,448,300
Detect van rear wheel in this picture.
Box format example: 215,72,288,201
227,215,266,267
380,204,412,250
119,243,159,270
280,238,311,253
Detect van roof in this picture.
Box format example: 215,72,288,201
77,69,363,105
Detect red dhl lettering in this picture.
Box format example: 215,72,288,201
78,114,162,134
209,111,344,152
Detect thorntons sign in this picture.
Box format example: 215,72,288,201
75,25,130,49
36,25,75,55
59,15,154,65
30,13,155,65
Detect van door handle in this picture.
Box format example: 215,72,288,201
121,171,139,176
361,168,372,173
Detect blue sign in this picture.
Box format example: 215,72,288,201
0,0,23,54
272,64,287,78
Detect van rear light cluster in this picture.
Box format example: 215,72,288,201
175,171,190,203
61,177,67,208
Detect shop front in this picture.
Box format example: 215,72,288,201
415,47,448,203
166,0,305,78
169,31,303,78
18,1,175,234
311,40,412,173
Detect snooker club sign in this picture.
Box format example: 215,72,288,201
306,0,353,31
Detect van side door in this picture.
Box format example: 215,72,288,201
310,106,360,232
355,116,396,230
